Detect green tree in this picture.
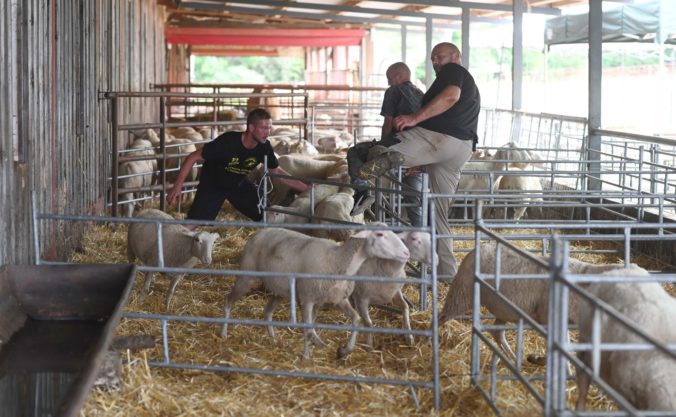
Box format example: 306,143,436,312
193,56,304,83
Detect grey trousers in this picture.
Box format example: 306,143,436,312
388,127,474,278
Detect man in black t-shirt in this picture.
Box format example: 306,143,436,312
358,43,481,279
167,108,308,226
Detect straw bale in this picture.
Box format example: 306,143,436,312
76,209,671,416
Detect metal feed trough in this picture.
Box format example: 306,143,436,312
0,263,136,417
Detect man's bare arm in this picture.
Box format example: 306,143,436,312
393,85,460,131
381,115,395,139
270,167,309,193
167,149,204,205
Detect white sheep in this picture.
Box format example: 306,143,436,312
491,141,543,172
458,150,499,191
141,128,160,146
167,126,203,142
491,168,544,220
351,231,437,347
266,196,312,225
197,126,218,140
221,226,410,359
438,243,632,363
458,143,543,192
313,131,353,154
312,154,345,163
164,137,198,186
127,209,219,310
576,268,676,411
118,138,157,217
249,154,345,205
269,135,319,157
295,140,320,156
268,134,297,155
310,186,364,241
134,128,199,192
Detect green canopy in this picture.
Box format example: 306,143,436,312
544,0,676,46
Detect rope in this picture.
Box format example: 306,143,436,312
256,170,274,215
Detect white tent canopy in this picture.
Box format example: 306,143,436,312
544,0,676,46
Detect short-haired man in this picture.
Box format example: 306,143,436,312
358,43,481,279
347,62,424,224
167,108,308,228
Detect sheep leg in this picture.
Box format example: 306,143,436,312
262,295,284,343
489,320,517,362
165,273,185,311
513,206,527,221
221,277,260,338
301,301,325,360
335,298,361,359
126,244,136,263
527,331,573,371
393,290,414,346
141,272,155,295
121,193,134,217
355,298,374,347
575,350,591,410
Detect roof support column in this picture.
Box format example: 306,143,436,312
461,7,470,68
587,0,603,192
401,24,407,64
512,0,523,111
425,17,433,87
511,0,524,142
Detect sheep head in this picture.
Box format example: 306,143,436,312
399,231,437,266
354,228,410,263
191,232,220,264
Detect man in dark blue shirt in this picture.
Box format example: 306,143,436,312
347,62,424,222
167,108,307,227
358,43,481,279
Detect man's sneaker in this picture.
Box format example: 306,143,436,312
357,151,406,179
350,191,376,216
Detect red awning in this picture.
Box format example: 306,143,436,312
166,27,366,47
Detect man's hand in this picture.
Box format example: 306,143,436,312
166,184,182,205
393,114,417,131
405,166,423,176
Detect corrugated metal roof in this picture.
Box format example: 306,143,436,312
159,1,638,45
163,0,579,30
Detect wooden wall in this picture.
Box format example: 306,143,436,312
0,0,170,264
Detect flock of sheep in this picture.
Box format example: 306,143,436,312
120,126,675,412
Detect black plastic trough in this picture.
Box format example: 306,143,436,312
0,263,136,417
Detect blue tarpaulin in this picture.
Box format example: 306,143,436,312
544,0,676,46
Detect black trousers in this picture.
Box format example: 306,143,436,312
188,177,263,222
